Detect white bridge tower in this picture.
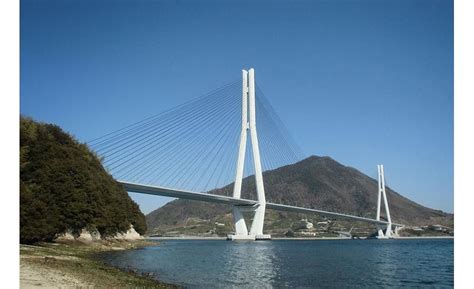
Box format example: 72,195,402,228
228,68,271,241
375,164,399,238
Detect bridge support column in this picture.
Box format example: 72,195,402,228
393,225,402,237
232,207,248,236
376,164,394,239
228,68,271,241
230,70,250,239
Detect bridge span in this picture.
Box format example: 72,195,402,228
119,180,403,230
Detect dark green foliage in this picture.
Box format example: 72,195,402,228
20,116,146,243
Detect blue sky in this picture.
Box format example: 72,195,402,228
21,0,453,214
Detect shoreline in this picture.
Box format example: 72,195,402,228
392,235,454,239
147,235,454,241
20,240,177,288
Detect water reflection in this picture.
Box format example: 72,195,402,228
221,242,280,287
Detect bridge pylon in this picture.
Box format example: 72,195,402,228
228,68,271,241
375,164,400,238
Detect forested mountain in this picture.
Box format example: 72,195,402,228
147,156,453,236
20,116,146,243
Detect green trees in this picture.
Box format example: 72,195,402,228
20,116,146,243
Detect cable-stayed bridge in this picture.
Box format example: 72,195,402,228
89,68,402,240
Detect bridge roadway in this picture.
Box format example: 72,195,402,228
119,181,402,227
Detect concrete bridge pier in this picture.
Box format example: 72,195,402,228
376,224,403,239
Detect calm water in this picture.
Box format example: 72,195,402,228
99,239,453,288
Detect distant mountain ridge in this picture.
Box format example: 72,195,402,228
146,156,452,235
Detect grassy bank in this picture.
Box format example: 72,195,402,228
20,240,178,288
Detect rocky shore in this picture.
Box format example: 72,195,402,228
20,240,177,288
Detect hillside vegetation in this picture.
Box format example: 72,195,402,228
20,116,146,243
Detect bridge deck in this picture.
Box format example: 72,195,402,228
265,203,402,226
119,181,402,227
120,181,257,206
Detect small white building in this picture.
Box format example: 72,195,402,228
296,219,314,230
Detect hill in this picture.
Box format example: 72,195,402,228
146,156,453,237
20,116,146,243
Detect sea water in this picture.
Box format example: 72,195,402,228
99,239,453,288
